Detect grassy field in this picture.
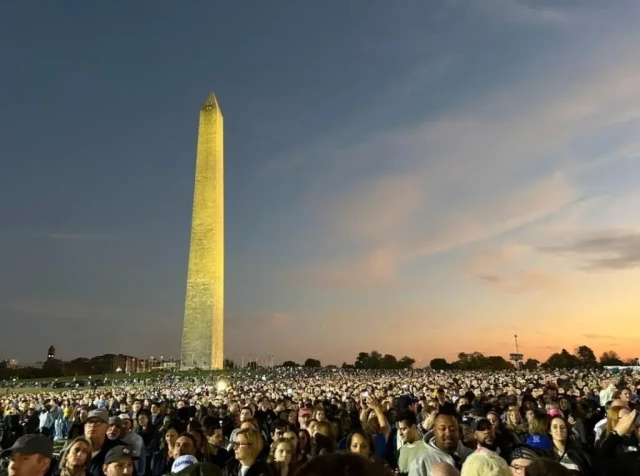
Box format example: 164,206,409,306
2,368,243,394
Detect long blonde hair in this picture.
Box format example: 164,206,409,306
59,436,93,476
605,406,626,438
236,428,264,461
505,405,524,432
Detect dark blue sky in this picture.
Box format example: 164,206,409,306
1,1,639,365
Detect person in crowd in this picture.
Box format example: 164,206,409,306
20,406,39,435
68,407,89,440
297,429,312,462
54,436,92,476
106,417,121,442
298,409,312,431
345,428,390,472
223,428,271,476
461,417,510,475
524,457,573,476
359,397,391,459
148,403,163,432
594,408,638,471
101,446,137,476
190,426,216,463
0,433,54,476
594,399,627,443
269,420,288,448
504,406,527,445
267,438,296,476
281,430,306,466
135,409,157,465
508,445,538,475
548,416,591,474
174,434,199,460
409,412,472,476
150,420,184,476
84,410,124,476
227,407,253,452
525,413,552,456
397,410,425,475
202,418,231,469
116,414,144,474
5,366,640,476
310,421,336,457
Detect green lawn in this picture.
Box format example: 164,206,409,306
3,368,239,392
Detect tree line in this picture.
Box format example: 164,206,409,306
281,351,417,370
429,346,637,371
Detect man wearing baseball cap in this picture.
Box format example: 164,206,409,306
298,408,312,430
85,409,125,476
0,433,53,476
102,445,138,476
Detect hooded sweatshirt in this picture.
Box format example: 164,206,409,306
408,436,472,476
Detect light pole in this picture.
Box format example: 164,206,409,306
510,334,523,369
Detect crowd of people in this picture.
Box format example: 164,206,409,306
1,367,640,476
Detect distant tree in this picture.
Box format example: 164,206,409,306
485,356,514,370
304,358,321,368
369,351,383,369
545,349,579,369
246,361,259,369
381,354,398,369
623,358,638,366
397,356,416,369
326,365,338,370
429,358,449,370
223,359,236,369
352,352,415,369
523,358,540,370
453,352,493,370
574,345,598,367
355,351,382,369
341,362,354,369
281,360,298,367
600,351,624,366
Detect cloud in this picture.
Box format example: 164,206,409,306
282,26,640,291
287,248,397,290
541,229,640,270
463,244,567,294
474,0,574,25
296,173,575,290
583,333,617,340
328,174,424,244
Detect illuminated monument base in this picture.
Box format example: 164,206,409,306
180,93,224,370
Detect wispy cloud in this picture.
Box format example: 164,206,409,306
541,229,640,271
476,0,574,25
583,333,617,340
463,245,567,294
284,27,640,291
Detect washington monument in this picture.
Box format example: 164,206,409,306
181,93,224,370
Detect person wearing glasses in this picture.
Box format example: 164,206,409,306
223,428,272,476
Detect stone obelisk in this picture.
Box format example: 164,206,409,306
181,93,224,370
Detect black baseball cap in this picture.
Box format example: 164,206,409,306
0,434,54,459
104,445,138,465
471,418,492,432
